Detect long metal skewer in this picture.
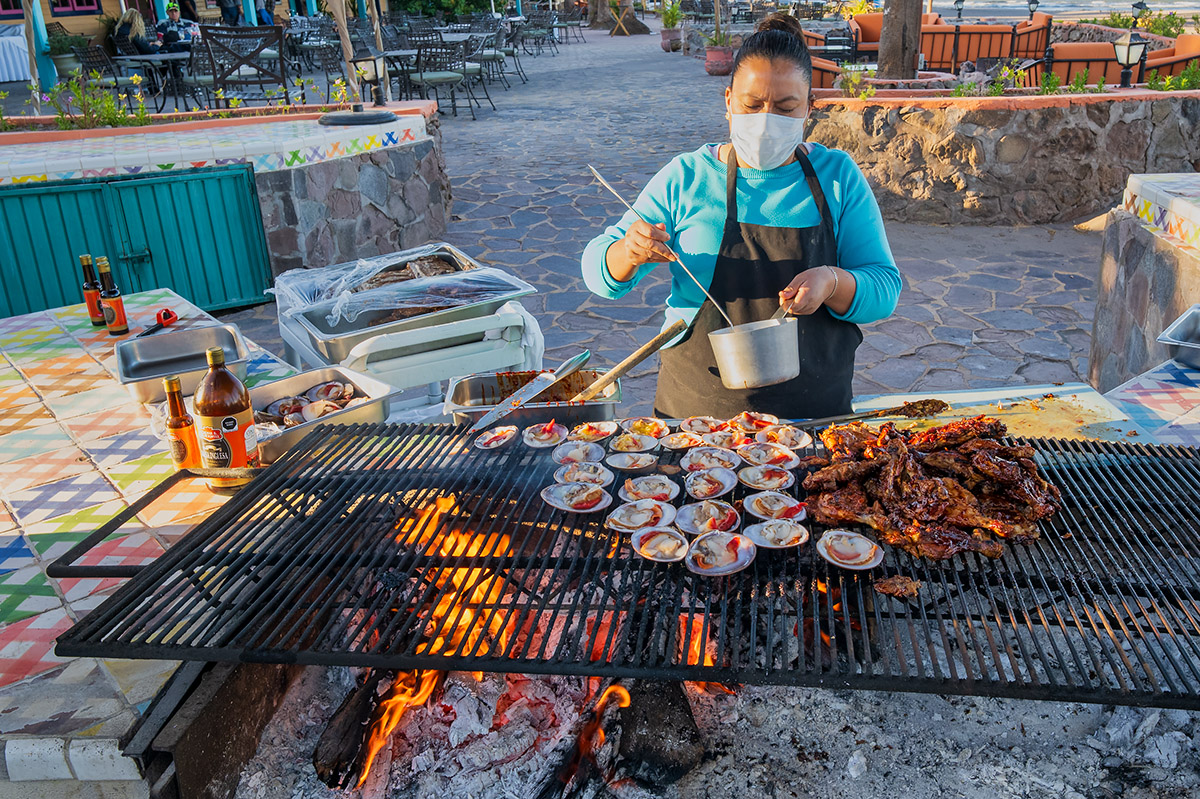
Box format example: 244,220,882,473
587,164,736,328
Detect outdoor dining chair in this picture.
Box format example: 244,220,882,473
182,40,218,108
501,22,529,83
409,43,473,119
472,28,510,90
202,24,291,106
461,34,496,110
72,45,138,110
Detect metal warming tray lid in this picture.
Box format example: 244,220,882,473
443,369,621,426
116,324,249,404
285,253,537,363
249,367,402,464
1157,304,1200,370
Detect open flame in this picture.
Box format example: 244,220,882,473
679,616,735,695
563,684,631,786
356,494,514,788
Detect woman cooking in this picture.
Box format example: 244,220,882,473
581,13,901,420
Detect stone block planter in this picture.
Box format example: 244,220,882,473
704,45,733,76
807,89,1200,225
661,28,682,51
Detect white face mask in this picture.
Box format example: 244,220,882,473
728,111,807,171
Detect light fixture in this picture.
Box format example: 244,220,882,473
318,47,397,126
351,48,387,108
1131,0,1149,28
953,0,964,20
1027,0,1039,20
1112,30,1147,88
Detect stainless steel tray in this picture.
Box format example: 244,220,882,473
1157,304,1200,369
116,324,249,404
285,260,537,363
444,369,621,427
249,367,402,464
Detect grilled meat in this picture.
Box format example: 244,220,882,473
804,416,1058,562
796,455,832,470
908,415,1007,452
873,575,923,599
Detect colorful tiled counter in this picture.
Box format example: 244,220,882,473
1092,174,1200,392
0,289,298,787
1105,359,1200,447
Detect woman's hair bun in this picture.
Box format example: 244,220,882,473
755,11,805,38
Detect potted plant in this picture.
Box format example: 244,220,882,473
705,30,733,75
47,32,90,76
661,0,682,52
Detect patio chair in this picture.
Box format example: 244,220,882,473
46,21,71,38
552,7,585,44
316,43,349,97
469,28,509,90
523,11,558,56
461,34,497,110
182,39,218,107
1145,34,1200,79
112,32,140,57
1044,41,1138,85
202,24,291,106
848,12,882,61
409,43,472,119
501,22,529,83
1012,12,1052,60
73,45,138,110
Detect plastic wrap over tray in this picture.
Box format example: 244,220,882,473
323,267,531,327
267,243,477,316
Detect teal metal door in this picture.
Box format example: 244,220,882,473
0,166,271,317
0,182,119,318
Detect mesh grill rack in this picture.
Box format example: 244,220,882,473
53,422,1200,709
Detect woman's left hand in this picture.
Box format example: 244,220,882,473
778,266,836,316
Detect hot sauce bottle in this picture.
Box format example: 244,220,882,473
79,254,106,327
194,347,258,494
95,256,129,336
163,376,201,471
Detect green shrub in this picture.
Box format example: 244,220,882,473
1144,60,1200,91
47,33,90,57
661,0,681,28
1079,9,1186,38
1039,70,1061,95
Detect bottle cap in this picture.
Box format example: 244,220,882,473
79,254,93,265
95,256,111,271
206,347,226,367
163,376,182,392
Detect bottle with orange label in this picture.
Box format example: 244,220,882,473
95,256,129,336
194,347,258,494
162,376,201,471
78,254,106,327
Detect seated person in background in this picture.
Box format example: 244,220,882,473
116,9,158,54
155,1,195,52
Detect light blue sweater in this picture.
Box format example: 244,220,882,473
581,143,901,342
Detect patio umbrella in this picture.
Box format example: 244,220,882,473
22,0,40,110
326,0,360,100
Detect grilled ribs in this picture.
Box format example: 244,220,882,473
806,415,1058,562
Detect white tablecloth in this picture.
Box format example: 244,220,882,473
0,33,31,83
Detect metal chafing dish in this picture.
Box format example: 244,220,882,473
249,367,402,464
1157,304,1200,369
443,369,621,426
284,247,536,363
116,324,249,404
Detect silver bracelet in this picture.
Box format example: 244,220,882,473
827,265,839,298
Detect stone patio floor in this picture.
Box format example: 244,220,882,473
224,23,1101,416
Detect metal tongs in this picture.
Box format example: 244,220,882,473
467,350,592,434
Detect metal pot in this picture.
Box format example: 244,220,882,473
708,317,800,389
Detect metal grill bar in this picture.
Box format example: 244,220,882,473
55,424,1200,709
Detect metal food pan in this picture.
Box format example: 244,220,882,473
287,267,537,363
1157,304,1200,369
443,369,621,427
249,367,402,464
116,324,249,404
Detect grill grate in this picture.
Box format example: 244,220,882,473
55,423,1200,709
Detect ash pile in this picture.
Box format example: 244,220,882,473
236,665,1200,799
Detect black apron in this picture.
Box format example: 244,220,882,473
653,146,862,420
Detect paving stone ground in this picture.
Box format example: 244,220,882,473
219,24,1103,415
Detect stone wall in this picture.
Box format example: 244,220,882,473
1051,21,1175,52
1089,208,1200,391
255,117,450,276
808,91,1200,225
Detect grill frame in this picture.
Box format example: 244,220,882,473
53,422,1200,710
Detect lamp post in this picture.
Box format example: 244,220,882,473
1112,29,1147,88
351,50,387,107
1131,0,1149,28
1027,0,1039,20
318,48,396,125
953,0,963,20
